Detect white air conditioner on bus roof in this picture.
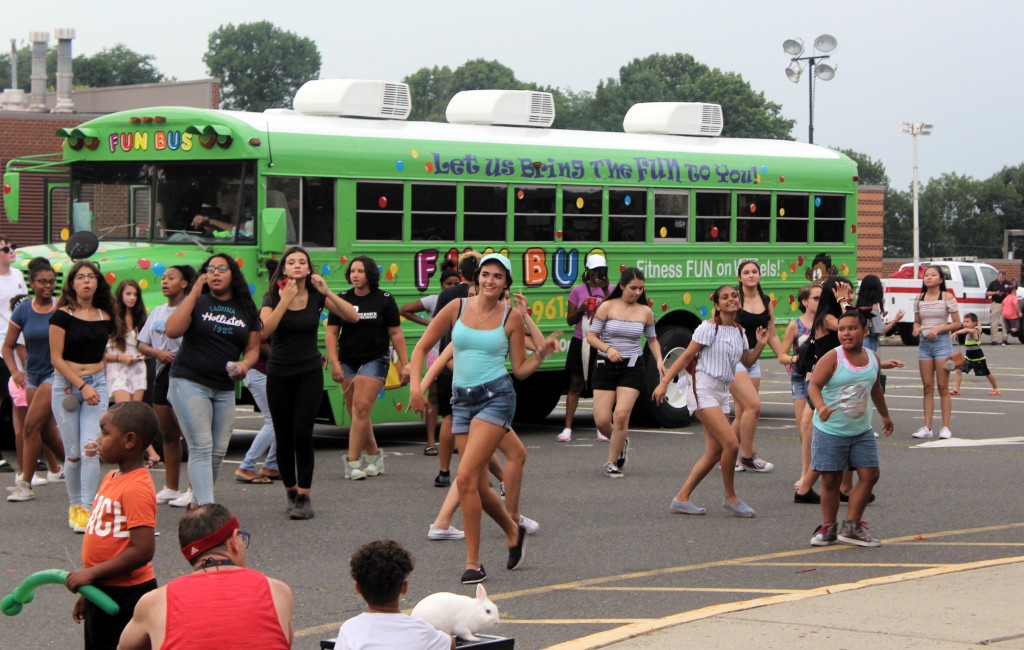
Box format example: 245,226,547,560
446,90,555,127
293,79,411,120
623,102,724,136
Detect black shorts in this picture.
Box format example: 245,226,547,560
961,356,991,377
84,578,157,650
592,357,646,392
437,373,454,418
152,366,171,406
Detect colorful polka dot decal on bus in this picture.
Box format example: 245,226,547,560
395,160,405,171
152,262,165,276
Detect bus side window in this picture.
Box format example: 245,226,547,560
411,183,456,241
514,186,555,241
356,181,403,241
464,184,506,242
736,192,770,243
269,177,336,248
653,191,688,242
562,187,601,242
813,195,846,243
776,193,809,243
608,189,645,242
694,191,730,242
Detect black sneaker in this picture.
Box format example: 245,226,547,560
461,565,487,584
616,438,629,469
507,524,527,570
434,471,451,488
0,459,13,473
793,488,821,504
839,491,876,504
604,462,624,478
289,493,314,520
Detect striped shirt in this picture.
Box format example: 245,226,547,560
591,318,657,360
692,320,749,384
913,293,958,334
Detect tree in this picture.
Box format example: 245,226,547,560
73,44,163,87
204,21,321,111
586,54,795,138
0,45,56,91
836,148,890,187
406,59,529,122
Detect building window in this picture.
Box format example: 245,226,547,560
608,188,646,242
776,193,809,243
694,191,730,242
355,181,402,241
411,183,456,241
464,184,506,242
562,187,601,242
514,186,555,241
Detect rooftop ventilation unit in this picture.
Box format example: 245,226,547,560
293,79,411,119
446,90,555,127
623,102,724,136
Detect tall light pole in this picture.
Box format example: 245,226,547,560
783,35,838,144
902,121,934,278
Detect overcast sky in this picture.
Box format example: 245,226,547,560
7,0,1020,191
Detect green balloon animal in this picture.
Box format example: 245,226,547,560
2,569,118,616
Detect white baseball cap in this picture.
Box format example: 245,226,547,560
586,254,607,270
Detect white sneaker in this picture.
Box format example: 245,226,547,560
595,432,609,441
427,524,465,540
6,481,34,502
46,467,65,483
168,488,193,508
30,474,47,486
938,427,953,439
155,487,182,504
363,452,384,477
912,427,934,439
556,428,572,442
519,515,540,534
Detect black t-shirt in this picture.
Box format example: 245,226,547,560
326,288,400,367
50,309,115,364
988,279,1013,303
262,290,326,377
171,293,261,391
431,283,471,377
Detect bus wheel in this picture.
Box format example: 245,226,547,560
898,323,919,346
635,325,694,429
512,372,564,423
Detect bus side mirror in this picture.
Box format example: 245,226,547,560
260,207,286,256
3,171,20,223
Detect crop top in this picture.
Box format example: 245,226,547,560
591,318,657,360
49,309,115,364
451,300,510,387
736,304,770,348
914,293,958,334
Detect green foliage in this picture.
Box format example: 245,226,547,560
73,44,163,87
204,21,321,111
0,45,56,90
406,59,530,122
835,148,890,187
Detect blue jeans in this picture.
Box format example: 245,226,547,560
51,371,108,509
169,377,236,505
240,369,277,472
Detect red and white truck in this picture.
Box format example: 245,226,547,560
881,259,1000,345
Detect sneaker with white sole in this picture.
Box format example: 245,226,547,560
938,427,952,439
68,506,79,530
604,462,623,478
6,481,34,502
363,452,384,477
615,438,629,469
519,515,540,534
427,525,465,540
168,488,193,508
912,426,934,439
837,519,881,547
46,467,65,483
595,432,609,441
155,487,182,504
345,459,367,480
810,522,838,546
30,474,47,486
556,428,572,442
74,505,90,533
498,482,505,499
739,453,774,473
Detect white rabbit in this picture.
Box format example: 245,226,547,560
411,583,500,642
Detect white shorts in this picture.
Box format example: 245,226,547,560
694,371,731,414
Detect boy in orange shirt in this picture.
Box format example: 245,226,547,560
65,401,158,649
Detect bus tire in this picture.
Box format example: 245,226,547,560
898,323,919,346
635,325,694,429
512,372,564,423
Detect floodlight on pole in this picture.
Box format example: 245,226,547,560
901,121,934,279
783,34,838,144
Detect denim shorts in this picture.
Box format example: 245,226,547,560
341,356,389,382
734,359,762,379
25,371,52,390
811,426,879,471
451,374,516,434
918,334,953,361
790,374,808,400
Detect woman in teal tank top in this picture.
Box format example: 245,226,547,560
408,254,559,584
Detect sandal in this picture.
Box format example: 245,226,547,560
948,390,960,395
424,445,439,456
235,469,272,484
988,390,1002,395
259,469,283,480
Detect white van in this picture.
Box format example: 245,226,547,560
881,259,1000,345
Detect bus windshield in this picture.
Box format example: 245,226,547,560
69,160,256,244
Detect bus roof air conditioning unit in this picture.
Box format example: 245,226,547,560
623,102,724,136
293,80,411,120
446,90,555,127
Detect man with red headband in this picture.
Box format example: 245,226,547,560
118,503,294,649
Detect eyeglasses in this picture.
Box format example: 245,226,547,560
34,278,56,285
74,273,99,281
237,530,251,548
0,244,17,253
737,258,759,266
205,265,230,274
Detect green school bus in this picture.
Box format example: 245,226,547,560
3,81,858,428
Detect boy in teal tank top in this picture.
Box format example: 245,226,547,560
807,311,894,548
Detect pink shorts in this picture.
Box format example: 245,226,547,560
8,378,27,408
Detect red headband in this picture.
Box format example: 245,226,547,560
181,516,240,562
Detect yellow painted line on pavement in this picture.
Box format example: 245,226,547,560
744,562,941,568
577,586,801,595
546,555,1024,650
501,619,654,625
294,522,1024,639
890,541,1024,547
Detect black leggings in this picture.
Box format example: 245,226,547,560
267,370,323,489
